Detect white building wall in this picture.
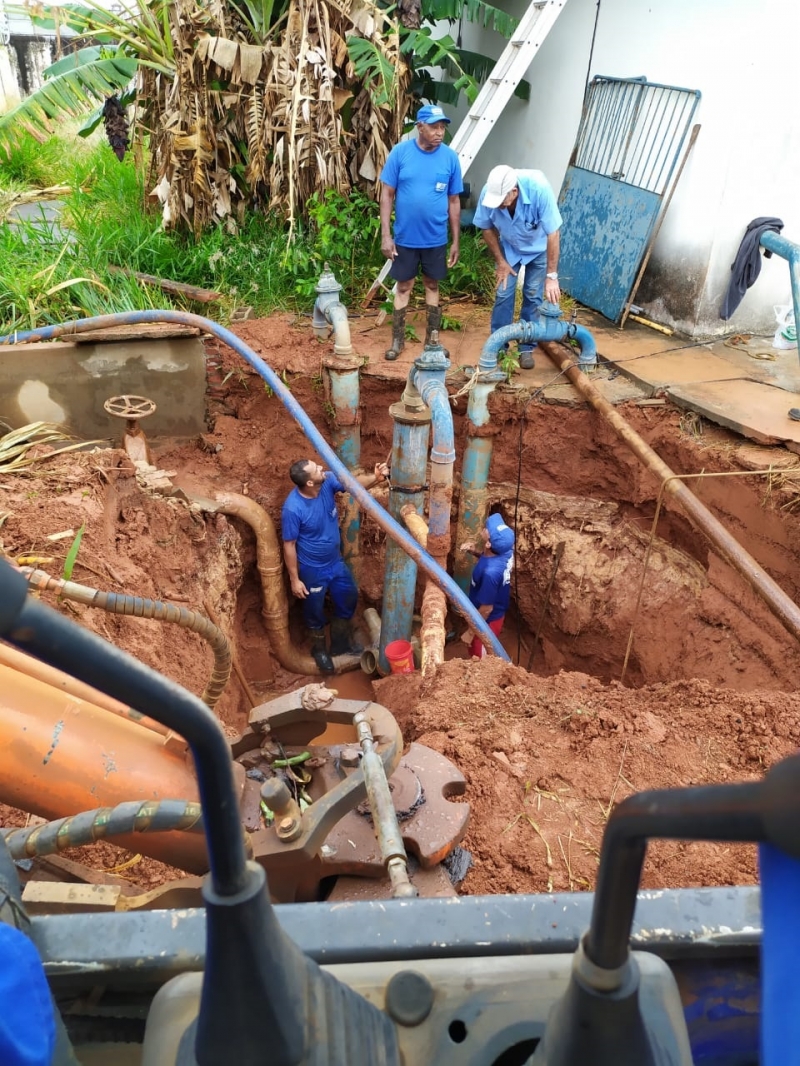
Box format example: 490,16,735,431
0,45,20,111
452,0,800,337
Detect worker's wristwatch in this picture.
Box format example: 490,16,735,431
546,272,559,280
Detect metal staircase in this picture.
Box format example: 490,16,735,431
364,0,570,307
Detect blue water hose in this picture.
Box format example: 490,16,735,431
0,310,509,660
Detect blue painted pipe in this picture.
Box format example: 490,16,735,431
456,306,599,590
378,412,431,673
0,310,510,661
478,303,597,372
759,231,800,370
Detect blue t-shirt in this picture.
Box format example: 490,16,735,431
473,169,562,265
380,139,463,248
469,550,514,622
281,473,344,568
0,923,56,1066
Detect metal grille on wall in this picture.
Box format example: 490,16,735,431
558,76,701,322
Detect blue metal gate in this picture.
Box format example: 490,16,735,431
557,76,701,323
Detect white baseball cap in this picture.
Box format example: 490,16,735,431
482,165,519,209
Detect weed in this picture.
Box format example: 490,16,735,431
322,400,336,421
498,348,520,382
310,373,324,393
221,368,250,391
441,313,463,331
62,523,86,582
404,324,420,342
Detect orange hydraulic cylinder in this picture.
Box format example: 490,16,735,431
0,663,212,874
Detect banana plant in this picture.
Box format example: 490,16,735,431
0,0,174,147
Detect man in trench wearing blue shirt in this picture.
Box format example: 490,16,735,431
473,165,562,370
282,458,389,672
379,103,463,361
459,513,515,658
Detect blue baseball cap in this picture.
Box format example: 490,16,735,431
416,103,451,125
486,513,515,554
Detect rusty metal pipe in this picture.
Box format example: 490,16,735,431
198,491,360,676
22,568,231,711
0,663,212,873
541,340,800,644
401,506,447,676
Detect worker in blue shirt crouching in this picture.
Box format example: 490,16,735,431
282,458,389,672
459,513,515,658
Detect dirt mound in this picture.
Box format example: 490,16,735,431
375,659,799,896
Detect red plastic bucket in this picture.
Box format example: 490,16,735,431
384,639,415,674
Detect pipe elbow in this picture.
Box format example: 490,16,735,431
418,379,455,464
325,302,353,356
569,323,598,366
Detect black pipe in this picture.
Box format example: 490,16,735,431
0,559,247,897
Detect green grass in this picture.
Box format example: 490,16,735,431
0,129,496,332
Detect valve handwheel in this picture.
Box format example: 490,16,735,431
104,395,157,420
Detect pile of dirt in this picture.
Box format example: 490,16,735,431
375,658,800,896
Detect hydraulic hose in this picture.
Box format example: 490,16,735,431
1,799,203,860
0,311,509,661
21,568,232,711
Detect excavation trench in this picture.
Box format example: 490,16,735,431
2,312,800,899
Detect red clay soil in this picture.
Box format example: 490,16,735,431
1,309,800,898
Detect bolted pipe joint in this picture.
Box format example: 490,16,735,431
411,340,455,464
478,301,598,370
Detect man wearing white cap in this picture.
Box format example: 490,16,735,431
380,103,463,361
473,165,562,369
459,512,515,658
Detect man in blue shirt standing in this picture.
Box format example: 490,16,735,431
380,103,463,361
459,513,515,658
282,458,389,672
473,165,562,370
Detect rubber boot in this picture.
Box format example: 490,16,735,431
308,628,334,674
424,304,442,345
384,307,406,361
329,618,363,657
518,347,536,370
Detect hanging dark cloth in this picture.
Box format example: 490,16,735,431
720,217,784,320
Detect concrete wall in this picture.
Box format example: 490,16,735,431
0,337,208,441
450,0,800,338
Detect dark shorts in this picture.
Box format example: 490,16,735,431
390,244,448,283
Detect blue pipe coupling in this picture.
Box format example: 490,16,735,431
478,302,597,371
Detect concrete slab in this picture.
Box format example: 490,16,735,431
667,379,800,449
607,348,745,394
0,337,207,440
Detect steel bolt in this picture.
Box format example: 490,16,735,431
340,746,361,767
